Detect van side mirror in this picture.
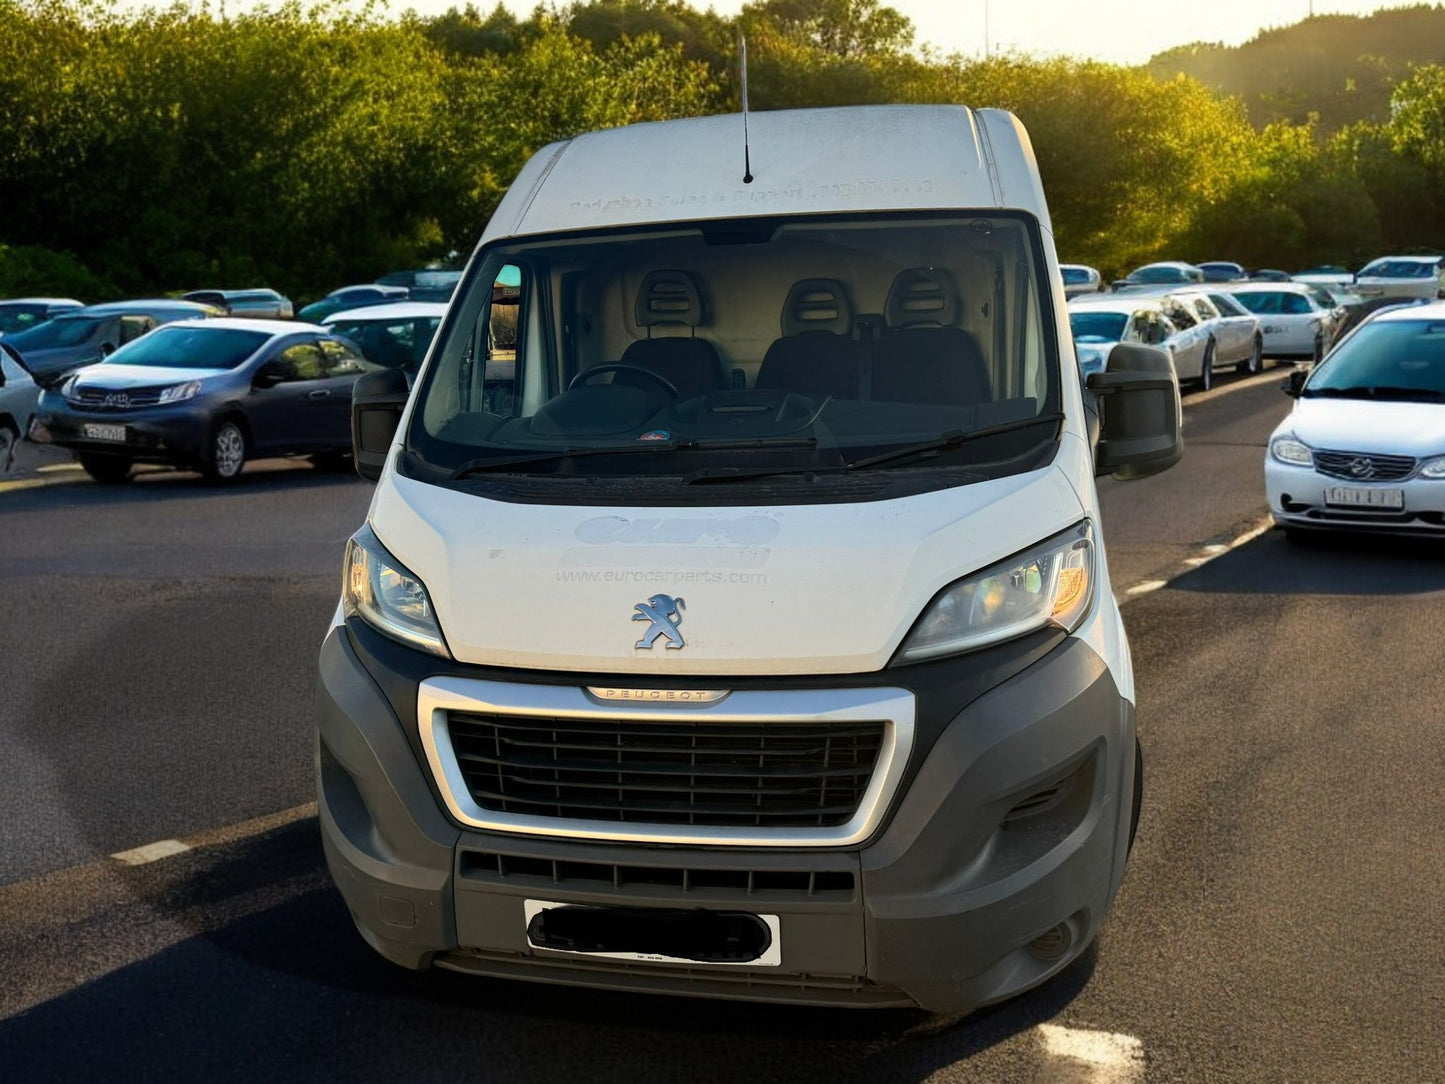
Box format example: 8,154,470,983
1086,343,1182,480
352,367,410,482
1282,368,1308,397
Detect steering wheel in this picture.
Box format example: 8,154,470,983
568,363,679,399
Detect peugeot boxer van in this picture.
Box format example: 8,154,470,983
316,105,1181,1013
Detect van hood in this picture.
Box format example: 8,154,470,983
370,466,1087,676
1288,398,1445,456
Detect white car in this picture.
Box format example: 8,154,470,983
1224,283,1339,362
0,341,42,474
322,301,448,373
1353,256,1444,302
1266,301,1445,539
1160,291,1264,385
1068,294,1209,385
1059,263,1104,298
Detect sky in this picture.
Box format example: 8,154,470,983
382,0,1431,66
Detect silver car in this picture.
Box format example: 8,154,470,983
0,342,41,474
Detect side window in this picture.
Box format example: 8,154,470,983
274,342,326,381
468,264,522,415
1166,302,1196,329
1281,294,1310,315
119,316,155,344
1128,312,1150,342
318,337,375,376
1150,315,1174,344
1191,298,1215,322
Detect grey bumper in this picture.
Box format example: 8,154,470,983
316,627,1136,1013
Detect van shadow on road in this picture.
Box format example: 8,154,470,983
1168,528,1445,597
2,821,1097,1084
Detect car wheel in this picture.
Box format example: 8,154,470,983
1238,334,1263,375
1198,341,1214,391
1128,736,1143,855
78,452,133,484
202,419,247,482
0,419,18,476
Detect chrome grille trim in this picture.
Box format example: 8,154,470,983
418,677,915,848
1314,449,1417,482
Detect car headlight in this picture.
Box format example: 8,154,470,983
343,526,450,657
896,521,1095,664
1270,435,1314,467
1419,455,1445,479
157,380,202,404
59,374,81,399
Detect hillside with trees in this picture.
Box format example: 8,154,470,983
3,0,1445,302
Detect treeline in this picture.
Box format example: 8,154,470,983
3,0,1445,303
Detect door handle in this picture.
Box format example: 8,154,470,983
308,389,331,400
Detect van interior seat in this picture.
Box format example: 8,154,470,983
617,270,726,399
873,267,992,405
756,278,865,398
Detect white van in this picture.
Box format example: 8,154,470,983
316,105,1181,1013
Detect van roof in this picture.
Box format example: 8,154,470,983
482,106,1051,244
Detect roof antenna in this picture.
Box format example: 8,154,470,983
739,32,753,184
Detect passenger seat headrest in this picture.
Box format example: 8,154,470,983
781,278,853,336
635,270,705,329
886,267,960,328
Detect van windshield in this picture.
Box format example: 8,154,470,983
407,213,1062,499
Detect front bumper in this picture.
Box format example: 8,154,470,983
1267,459,1445,535
315,624,1137,1013
34,401,213,464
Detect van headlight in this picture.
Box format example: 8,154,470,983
896,521,1095,663
343,526,450,657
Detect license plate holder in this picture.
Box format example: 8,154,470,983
1323,486,1404,509
82,423,127,442
523,899,781,967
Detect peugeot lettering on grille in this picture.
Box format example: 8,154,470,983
1348,457,1377,479
633,593,686,649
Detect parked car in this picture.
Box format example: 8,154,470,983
296,285,409,324
322,301,447,372
180,288,294,319
1351,255,1445,302
1164,290,1264,382
0,297,83,337
376,269,462,303
0,341,41,474
1059,263,1104,298
1197,261,1245,283
1198,290,1266,373
1249,269,1294,283
1113,261,1205,290
1068,294,1209,385
1293,265,1354,289
31,318,382,483
1222,283,1340,362
3,299,223,385
1267,300,1445,540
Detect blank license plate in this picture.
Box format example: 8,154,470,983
1324,486,1404,509
524,899,782,967
82,423,127,442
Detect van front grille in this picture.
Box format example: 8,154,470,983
445,712,886,829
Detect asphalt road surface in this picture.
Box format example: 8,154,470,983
2,372,1441,1083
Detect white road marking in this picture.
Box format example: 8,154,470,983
110,839,193,866
1126,580,1168,595
1228,518,1276,548
1037,1024,1145,1082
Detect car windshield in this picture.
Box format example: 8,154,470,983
7,315,98,349
328,316,441,370
102,325,270,369
1305,319,1445,399
1061,267,1091,285
407,213,1061,494
0,304,49,334
1360,260,1437,278
1069,311,1127,342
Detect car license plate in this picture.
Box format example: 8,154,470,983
523,899,782,967
1324,486,1404,509
82,423,127,442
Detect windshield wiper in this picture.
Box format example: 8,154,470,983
1308,385,1445,401
449,436,819,479
683,413,1065,485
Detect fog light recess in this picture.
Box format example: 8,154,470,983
1027,921,1074,961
